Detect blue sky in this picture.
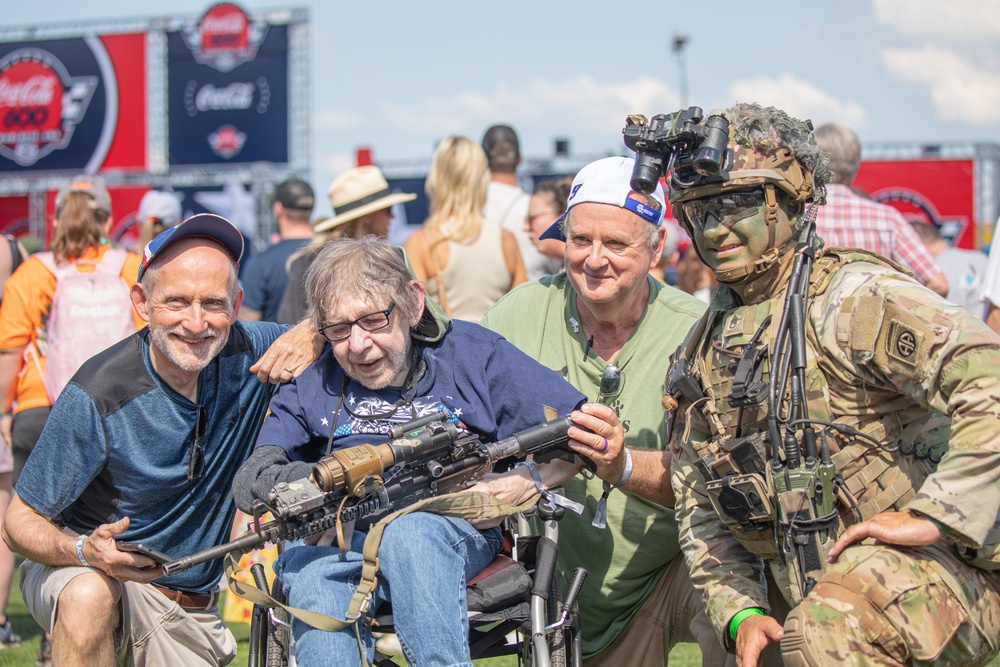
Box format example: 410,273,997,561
6,0,1000,217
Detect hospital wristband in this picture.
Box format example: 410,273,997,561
75,535,91,568
729,608,765,641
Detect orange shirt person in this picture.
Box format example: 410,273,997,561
0,175,144,483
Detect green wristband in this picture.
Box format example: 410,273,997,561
729,608,765,641
910,509,951,536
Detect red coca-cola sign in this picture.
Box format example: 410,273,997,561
208,124,246,159
0,48,96,166
182,2,267,73
200,3,249,53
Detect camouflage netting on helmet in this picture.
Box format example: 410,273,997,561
669,103,832,211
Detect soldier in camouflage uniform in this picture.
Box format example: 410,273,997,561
664,102,1000,666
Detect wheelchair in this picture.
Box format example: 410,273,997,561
245,490,587,667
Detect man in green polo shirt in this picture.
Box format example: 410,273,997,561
482,156,729,666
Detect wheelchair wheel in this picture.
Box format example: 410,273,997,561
522,575,567,667
546,578,568,667
264,577,291,667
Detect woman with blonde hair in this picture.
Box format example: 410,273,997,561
405,136,526,322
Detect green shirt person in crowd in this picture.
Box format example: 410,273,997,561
482,156,732,667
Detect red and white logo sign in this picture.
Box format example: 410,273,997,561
0,48,97,166
182,3,268,73
208,124,246,159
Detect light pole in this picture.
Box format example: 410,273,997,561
672,33,689,108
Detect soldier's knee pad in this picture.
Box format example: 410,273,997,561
780,602,835,667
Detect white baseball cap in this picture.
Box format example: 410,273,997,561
138,190,183,227
539,156,665,241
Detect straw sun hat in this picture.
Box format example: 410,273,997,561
316,166,416,233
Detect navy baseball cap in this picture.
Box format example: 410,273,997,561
138,213,245,281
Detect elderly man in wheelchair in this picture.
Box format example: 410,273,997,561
232,236,629,667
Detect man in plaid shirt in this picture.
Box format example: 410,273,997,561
813,122,949,296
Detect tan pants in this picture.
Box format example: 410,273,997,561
584,555,736,667
20,559,237,667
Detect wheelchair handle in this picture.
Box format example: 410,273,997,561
546,567,588,632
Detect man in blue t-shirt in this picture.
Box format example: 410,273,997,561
233,236,628,667
1,214,323,667
239,178,316,322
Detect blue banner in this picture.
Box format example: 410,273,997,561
0,36,116,173
167,23,288,166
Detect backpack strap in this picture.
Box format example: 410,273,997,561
5,235,23,273
35,247,129,277
95,247,129,276
34,251,57,276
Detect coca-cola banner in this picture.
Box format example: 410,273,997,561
168,3,288,166
0,33,146,173
0,196,29,236
855,159,977,249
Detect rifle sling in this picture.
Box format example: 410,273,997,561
224,490,539,667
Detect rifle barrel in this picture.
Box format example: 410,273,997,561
161,531,266,577
490,417,573,460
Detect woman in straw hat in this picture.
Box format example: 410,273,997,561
276,165,416,325
404,136,526,323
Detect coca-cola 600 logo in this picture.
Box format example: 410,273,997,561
0,48,98,166
181,3,268,73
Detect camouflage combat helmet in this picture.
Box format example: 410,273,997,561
669,103,832,283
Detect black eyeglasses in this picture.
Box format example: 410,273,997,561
318,301,396,342
187,406,208,481
680,189,766,230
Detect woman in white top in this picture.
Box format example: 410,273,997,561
405,136,526,323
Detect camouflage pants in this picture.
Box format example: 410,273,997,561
780,542,1000,666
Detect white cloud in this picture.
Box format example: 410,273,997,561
726,74,867,127
872,0,1000,44
882,45,1000,125
324,152,356,177
315,75,681,157
316,108,364,130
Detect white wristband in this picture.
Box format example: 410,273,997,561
514,460,585,515
75,535,90,568
614,448,634,488
592,448,634,530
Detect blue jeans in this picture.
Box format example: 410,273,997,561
274,513,503,667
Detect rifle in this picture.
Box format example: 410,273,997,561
163,412,579,576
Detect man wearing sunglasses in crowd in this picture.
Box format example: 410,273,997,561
666,103,1000,666
232,235,627,667
2,214,323,667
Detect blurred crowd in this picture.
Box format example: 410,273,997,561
0,115,998,667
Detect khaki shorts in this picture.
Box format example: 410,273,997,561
20,559,237,667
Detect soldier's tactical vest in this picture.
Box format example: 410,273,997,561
672,248,948,603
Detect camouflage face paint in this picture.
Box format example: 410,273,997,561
690,193,777,278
